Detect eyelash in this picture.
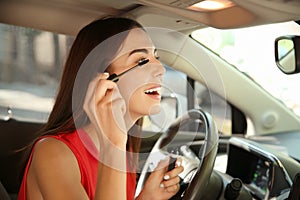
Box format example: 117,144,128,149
137,57,148,63
137,55,160,63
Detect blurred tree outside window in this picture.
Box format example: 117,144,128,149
0,23,74,122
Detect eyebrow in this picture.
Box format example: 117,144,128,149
128,48,149,56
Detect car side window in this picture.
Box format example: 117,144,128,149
194,82,232,135
0,23,73,122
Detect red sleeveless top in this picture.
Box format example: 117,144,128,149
18,129,136,200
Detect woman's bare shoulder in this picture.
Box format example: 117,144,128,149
27,137,86,199
34,137,74,158
30,137,81,181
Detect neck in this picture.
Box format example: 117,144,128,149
124,112,141,131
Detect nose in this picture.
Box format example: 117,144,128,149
151,56,166,79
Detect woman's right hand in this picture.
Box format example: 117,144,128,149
83,73,128,199
83,72,127,148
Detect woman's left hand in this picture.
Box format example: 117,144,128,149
137,157,184,200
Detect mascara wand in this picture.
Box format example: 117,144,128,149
107,59,149,82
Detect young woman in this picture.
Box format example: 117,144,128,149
18,17,183,200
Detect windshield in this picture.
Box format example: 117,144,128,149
191,21,300,118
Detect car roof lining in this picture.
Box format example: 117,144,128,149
0,0,300,36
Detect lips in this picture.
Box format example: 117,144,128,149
144,86,161,99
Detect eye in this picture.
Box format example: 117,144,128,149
154,50,160,60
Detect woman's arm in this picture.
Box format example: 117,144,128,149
84,73,128,200
95,144,127,200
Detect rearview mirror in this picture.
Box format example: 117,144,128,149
275,35,300,74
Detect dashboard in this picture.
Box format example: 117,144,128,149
139,129,300,199
226,137,295,200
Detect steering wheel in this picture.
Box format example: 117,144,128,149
135,109,219,200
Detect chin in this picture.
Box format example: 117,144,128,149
147,104,161,115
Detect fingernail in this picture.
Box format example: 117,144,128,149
159,183,164,188
103,72,109,76
175,160,181,167
164,175,170,180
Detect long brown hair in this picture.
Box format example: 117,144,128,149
23,17,144,173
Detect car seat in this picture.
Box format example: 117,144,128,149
0,181,11,200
